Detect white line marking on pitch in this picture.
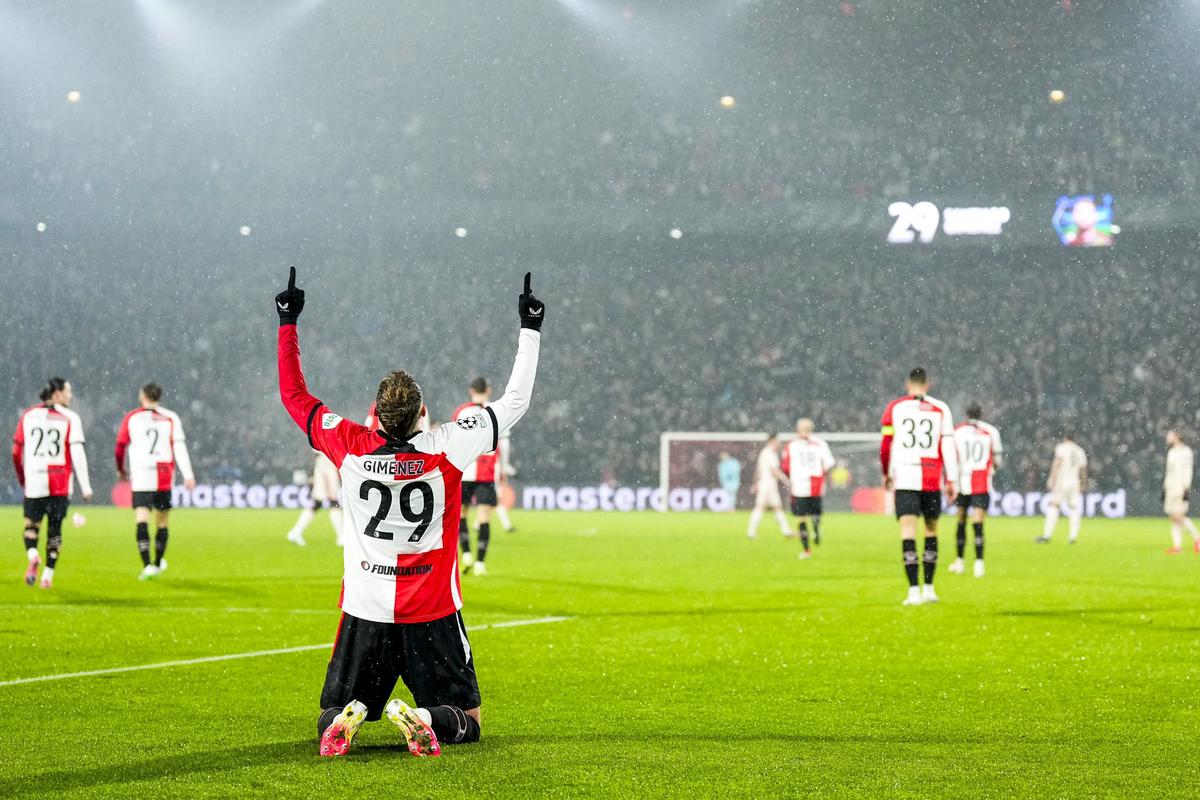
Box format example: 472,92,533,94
0,616,572,688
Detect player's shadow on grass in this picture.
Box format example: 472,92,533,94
0,739,367,795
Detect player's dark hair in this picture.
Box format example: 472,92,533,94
142,383,163,402
469,377,489,395
376,371,423,437
39,376,67,402
967,402,983,420
908,367,928,385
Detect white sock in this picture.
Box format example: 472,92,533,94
1182,518,1199,540
289,508,315,536
1043,506,1060,538
1171,523,1183,549
328,507,343,540
495,505,513,531
27,547,38,561
415,707,433,725
774,510,790,533
747,508,763,536
1068,505,1082,541
41,566,54,580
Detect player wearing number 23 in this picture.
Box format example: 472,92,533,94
276,266,544,755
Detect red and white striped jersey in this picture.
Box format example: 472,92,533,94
880,394,958,492
454,402,497,482
13,404,90,499
115,406,194,492
782,437,835,498
279,324,539,625
954,420,1002,496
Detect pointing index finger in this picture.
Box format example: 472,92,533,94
288,266,296,291
523,272,532,295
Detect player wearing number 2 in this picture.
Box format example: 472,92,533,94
880,368,958,606
12,377,93,589
275,267,544,759
949,404,1002,578
115,383,196,579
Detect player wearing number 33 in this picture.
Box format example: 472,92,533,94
879,368,958,607
275,267,544,758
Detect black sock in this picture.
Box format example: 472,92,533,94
317,707,342,740
459,518,470,554
973,522,984,560
923,536,938,585
425,705,481,744
812,515,822,545
154,528,168,566
902,539,919,586
46,521,62,569
798,522,809,552
23,526,38,553
955,520,966,559
136,523,151,566
476,523,491,563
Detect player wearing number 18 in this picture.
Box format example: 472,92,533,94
275,267,544,758
879,368,958,606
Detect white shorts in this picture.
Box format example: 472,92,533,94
1164,492,1189,516
1051,488,1082,509
754,482,783,509
311,458,341,503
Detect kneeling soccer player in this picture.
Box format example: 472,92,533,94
275,267,544,757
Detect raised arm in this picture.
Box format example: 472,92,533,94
487,272,544,435
275,267,322,433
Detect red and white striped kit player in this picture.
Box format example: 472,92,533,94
115,406,194,493
955,419,1003,496
782,434,835,499
14,403,92,500
880,394,958,493
453,402,498,484
279,327,539,625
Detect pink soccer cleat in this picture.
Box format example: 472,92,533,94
39,574,53,589
24,556,40,587
319,701,367,757
1194,540,1200,555
385,699,441,757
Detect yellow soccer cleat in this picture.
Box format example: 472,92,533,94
385,699,441,758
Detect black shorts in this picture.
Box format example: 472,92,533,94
790,496,823,516
23,496,68,525
894,490,942,520
461,481,498,507
320,611,480,720
132,490,173,511
955,493,990,510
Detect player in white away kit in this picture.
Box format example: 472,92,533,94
782,419,835,558
949,403,1003,578
1162,430,1197,554
746,434,790,540
115,383,196,579
880,369,958,606
285,451,344,547
12,377,93,589
275,267,543,758
1035,434,1088,544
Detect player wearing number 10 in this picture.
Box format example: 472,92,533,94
880,368,958,606
275,267,544,758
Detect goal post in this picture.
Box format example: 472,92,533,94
659,431,883,513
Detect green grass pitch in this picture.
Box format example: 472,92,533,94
1,508,1197,799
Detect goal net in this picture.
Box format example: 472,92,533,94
659,431,883,513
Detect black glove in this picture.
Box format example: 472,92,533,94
275,266,305,326
518,271,545,331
